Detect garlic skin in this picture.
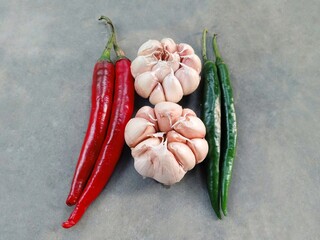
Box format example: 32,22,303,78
138,40,163,58
181,54,202,74
162,70,183,103
149,83,166,105
152,61,172,82
131,55,158,78
161,38,177,53
124,118,156,148
187,138,208,163
175,65,200,95
154,102,182,132
168,142,196,171
134,71,158,98
131,38,201,104
177,43,195,56
125,102,209,185
167,52,180,72
182,108,196,117
135,106,158,130
173,116,206,139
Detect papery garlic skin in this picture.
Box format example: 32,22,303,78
177,43,194,56
124,118,156,148
131,55,158,78
135,106,158,130
149,83,166,105
152,61,171,82
134,71,158,98
154,102,182,132
132,38,202,104
181,54,202,74
168,142,196,171
162,71,183,103
138,40,163,57
175,65,200,95
161,38,177,54
125,102,208,185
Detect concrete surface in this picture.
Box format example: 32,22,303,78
1,0,319,239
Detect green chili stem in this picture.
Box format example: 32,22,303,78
202,29,208,62
98,17,115,61
99,16,125,59
212,34,223,63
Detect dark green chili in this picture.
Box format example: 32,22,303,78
213,34,237,216
201,29,222,219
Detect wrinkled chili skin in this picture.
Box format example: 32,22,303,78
62,58,134,228
201,30,222,219
66,60,115,206
213,35,237,217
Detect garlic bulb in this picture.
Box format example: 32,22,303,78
124,102,208,185
131,38,202,104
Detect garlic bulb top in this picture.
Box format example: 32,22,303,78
131,38,202,105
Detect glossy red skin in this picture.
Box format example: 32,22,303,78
66,60,115,206
62,58,134,228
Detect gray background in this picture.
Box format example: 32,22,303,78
0,0,319,239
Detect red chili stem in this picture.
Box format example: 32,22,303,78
99,16,126,59
65,23,115,207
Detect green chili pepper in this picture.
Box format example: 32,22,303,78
201,29,222,219
213,34,237,216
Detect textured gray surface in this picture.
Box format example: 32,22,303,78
1,0,319,239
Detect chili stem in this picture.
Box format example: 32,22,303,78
212,34,223,63
98,18,114,61
99,16,126,59
202,29,208,62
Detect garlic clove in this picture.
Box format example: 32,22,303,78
124,118,156,148
162,72,183,103
181,54,202,74
151,61,171,82
161,38,177,53
173,116,206,139
149,83,166,105
154,102,183,132
175,66,200,95
167,52,181,72
177,43,194,57
131,55,158,78
182,108,196,117
132,138,161,178
134,71,158,98
137,39,163,58
135,106,158,130
168,142,196,171
152,148,186,185
133,152,155,179
187,138,209,163
132,137,186,185
167,130,188,144
131,137,161,158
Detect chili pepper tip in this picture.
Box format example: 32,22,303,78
222,209,228,216
62,220,75,229
65,196,76,206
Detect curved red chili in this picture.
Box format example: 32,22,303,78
62,17,134,228
65,28,115,206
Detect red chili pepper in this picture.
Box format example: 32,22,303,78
62,17,134,228
65,27,115,206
